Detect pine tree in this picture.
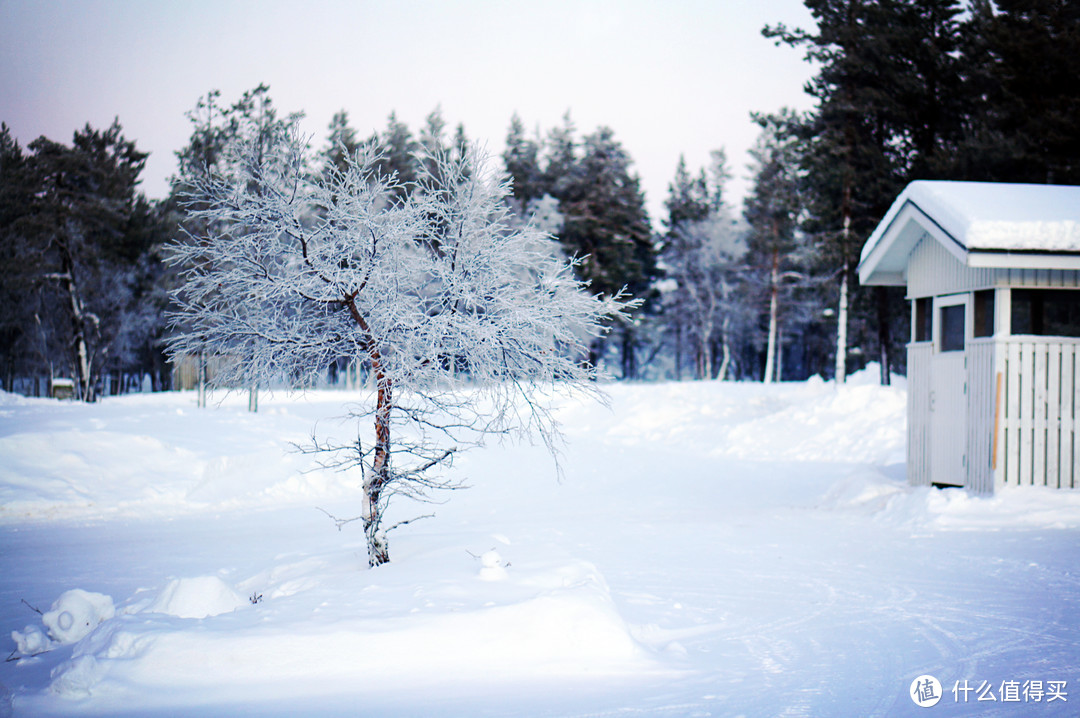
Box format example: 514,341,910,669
417,106,448,181
170,85,303,407
543,112,580,202
322,110,360,177
764,0,938,383
11,121,163,400
373,112,419,198
559,127,656,377
0,125,36,391
744,111,808,383
502,112,544,207
962,0,1080,184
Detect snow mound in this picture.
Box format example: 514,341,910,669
597,367,906,466
821,471,1080,531
818,470,907,513
147,576,247,619
44,560,644,703
42,590,115,645
719,382,906,464
880,484,1080,531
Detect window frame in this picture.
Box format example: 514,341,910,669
934,293,968,354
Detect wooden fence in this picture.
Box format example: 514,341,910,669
996,338,1080,490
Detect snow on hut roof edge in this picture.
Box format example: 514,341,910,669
859,181,1080,286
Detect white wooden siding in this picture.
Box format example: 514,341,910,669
906,236,1080,299
907,235,995,298
966,340,997,493
995,338,1080,489
907,343,932,487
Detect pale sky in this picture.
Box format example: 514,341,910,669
0,0,818,226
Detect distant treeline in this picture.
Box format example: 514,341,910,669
1,0,1077,398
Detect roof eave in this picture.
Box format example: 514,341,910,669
858,199,966,286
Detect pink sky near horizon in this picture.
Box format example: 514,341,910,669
0,0,818,225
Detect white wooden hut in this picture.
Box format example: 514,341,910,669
858,181,1080,493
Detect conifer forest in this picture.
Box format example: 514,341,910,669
2,0,1078,399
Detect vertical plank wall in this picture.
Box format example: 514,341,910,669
908,343,932,486
966,340,997,493
997,339,1080,489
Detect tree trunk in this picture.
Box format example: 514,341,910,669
673,322,683,381
364,369,392,568
345,291,393,567
197,352,207,408
876,286,892,386
694,333,708,381
776,325,784,382
621,325,636,380
58,250,93,402
764,250,780,384
835,268,849,385
248,384,259,412
717,315,732,381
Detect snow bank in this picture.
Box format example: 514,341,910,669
820,467,1080,532
882,483,1080,531
596,367,906,466
40,559,644,705
0,390,364,522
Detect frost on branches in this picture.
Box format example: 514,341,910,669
167,124,632,567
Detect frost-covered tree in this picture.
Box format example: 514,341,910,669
167,122,631,567
661,151,742,380
170,85,302,408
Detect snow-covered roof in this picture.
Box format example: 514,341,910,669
858,181,1080,286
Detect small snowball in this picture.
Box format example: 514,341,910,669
478,550,508,581
11,624,52,656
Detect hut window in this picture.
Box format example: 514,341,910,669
1011,289,1080,337
914,297,932,342
974,290,995,338
940,304,965,352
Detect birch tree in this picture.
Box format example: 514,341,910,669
745,112,805,384
661,151,742,380
167,122,631,567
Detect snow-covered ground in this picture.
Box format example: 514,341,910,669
2,370,1079,716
